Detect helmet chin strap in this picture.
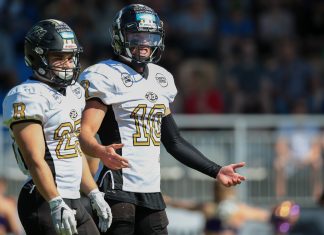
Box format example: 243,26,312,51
34,67,74,88
119,54,133,63
54,69,74,81
119,55,146,74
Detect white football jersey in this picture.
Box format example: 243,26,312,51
79,59,177,193
2,79,85,199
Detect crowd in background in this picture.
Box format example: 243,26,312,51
1,1,324,234
1,0,324,115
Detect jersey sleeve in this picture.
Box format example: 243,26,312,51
165,72,178,103
3,89,47,128
79,65,117,105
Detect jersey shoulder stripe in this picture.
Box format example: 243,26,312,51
2,80,51,127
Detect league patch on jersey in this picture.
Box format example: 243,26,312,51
72,87,82,99
23,86,36,94
145,91,158,103
121,73,133,87
155,73,168,87
52,93,63,104
69,109,78,120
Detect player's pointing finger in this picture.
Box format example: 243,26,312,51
232,162,246,169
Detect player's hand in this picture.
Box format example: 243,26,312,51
49,196,78,235
88,189,112,232
101,143,129,170
216,162,246,187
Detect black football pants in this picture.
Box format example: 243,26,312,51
18,184,99,235
92,199,169,235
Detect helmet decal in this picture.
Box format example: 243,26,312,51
27,26,47,42
136,13,157,29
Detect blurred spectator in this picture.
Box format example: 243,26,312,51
227,38,268,113
0,71,19,114
286,190,324,235
307,73,324,114
206,182,270,235
219,4,254,38
319,189,324,208
222,74,243,113
172,0,217,57
270,200,300,235
0,30,15,71
178,59,224,114
270,39,313,113
273,99,323,199
165,181,270,235
0,177,23,235
258,0,295,43
0,29,19,115
0,0,324,115
306,56,324,113
43,0,79,25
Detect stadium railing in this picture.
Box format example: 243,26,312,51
1,115,323,207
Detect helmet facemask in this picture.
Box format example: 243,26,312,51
34,49,82,87
124,31,164,63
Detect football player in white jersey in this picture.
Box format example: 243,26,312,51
2,19,113,235
79,4,246,235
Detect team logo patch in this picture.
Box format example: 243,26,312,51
121,73,133,87
72,87,82,99
145,92,158,103
23,86,36,94
155,73,168,87
69,109,78,120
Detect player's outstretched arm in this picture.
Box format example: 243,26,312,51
79,99,129,170
216,162,246,187
161,113,246,187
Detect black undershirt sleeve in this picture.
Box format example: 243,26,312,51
161,114,222,178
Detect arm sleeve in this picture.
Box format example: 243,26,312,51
161,114,222,178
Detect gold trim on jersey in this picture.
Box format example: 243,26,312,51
80,80,90,99
13,103,26,120
54,119,82,159
131,104,166,146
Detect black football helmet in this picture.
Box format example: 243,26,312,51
24,19,82,87
111,4,165,64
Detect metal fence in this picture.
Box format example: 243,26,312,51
1,114,324,235
160,114,324,207
1,115,324,205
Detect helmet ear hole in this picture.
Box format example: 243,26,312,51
38,68,46,75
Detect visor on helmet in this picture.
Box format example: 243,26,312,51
126,32,162,48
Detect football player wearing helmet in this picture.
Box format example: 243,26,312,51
2,19,112,235
79,4,246,235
